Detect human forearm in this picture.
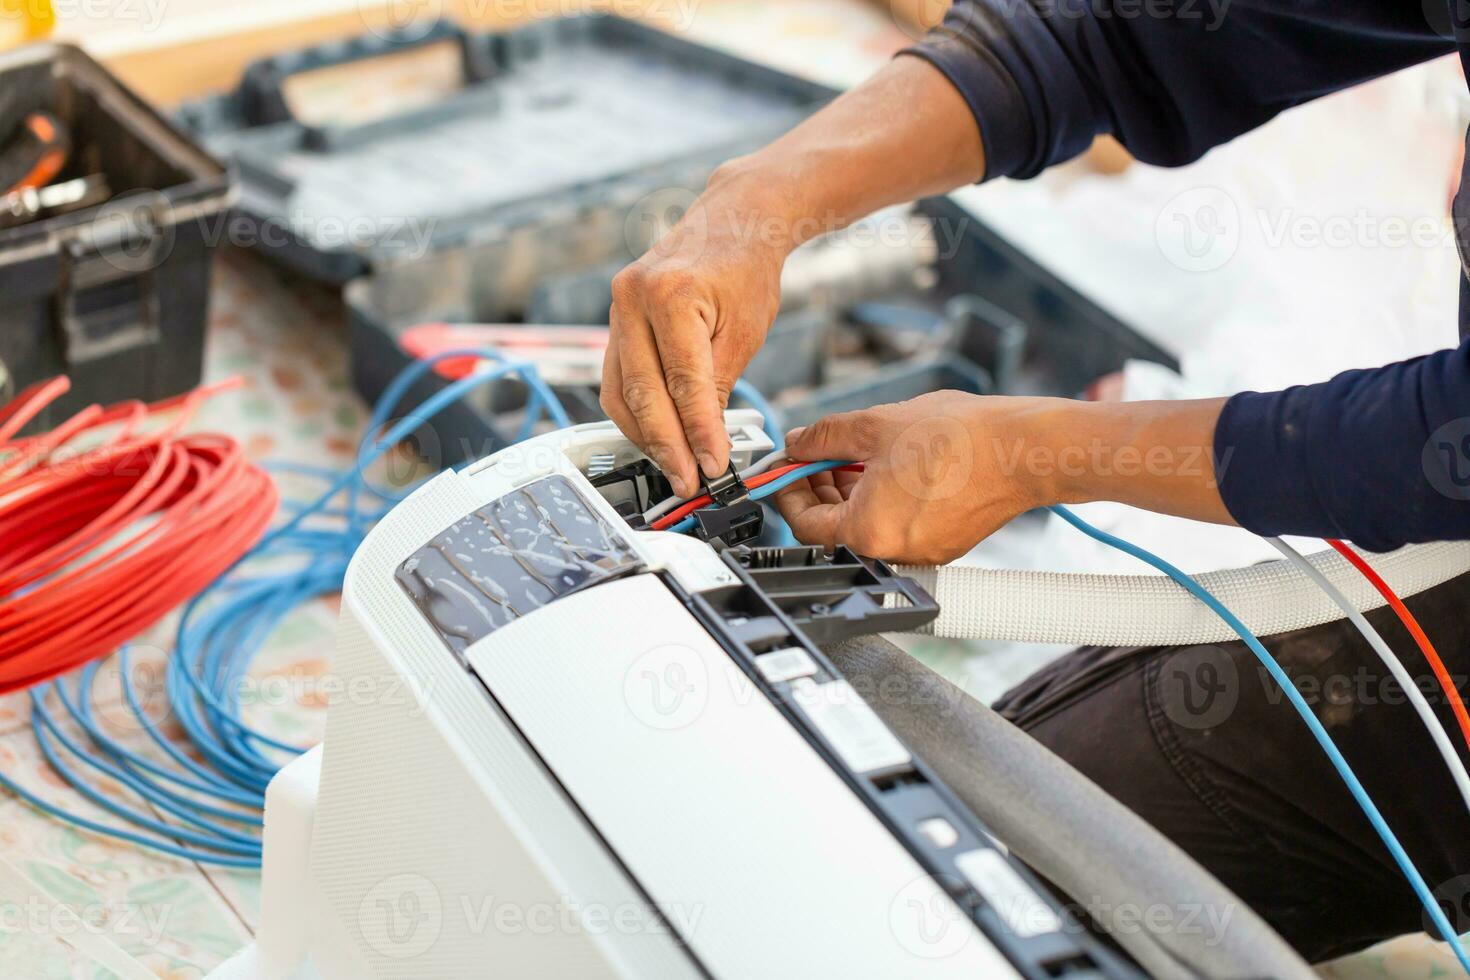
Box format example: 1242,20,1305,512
600,55,984,499
1023,397,1235,526
702,55,985,256
777,393,1234,565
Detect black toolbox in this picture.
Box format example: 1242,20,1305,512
179,14,1176,466
0,43,233,429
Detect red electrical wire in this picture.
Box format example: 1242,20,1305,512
0,377,277,694
649,461,865,531
1326,538,1470,756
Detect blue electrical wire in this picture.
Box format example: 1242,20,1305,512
1048,503,1470,974
0,348,570,867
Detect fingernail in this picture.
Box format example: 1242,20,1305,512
785,427,805,445
668,473,690,498
696,451,722,479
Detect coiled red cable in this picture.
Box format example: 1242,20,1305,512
0,377,277,693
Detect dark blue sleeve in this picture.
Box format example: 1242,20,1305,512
1214,338,1470,550
906,0,1469,547
905,0,1451,179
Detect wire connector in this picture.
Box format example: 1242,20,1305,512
692,463,762,547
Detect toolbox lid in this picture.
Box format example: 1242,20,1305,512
177,15,835,283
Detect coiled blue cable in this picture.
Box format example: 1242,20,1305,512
1049,503,1470,974
0,349,570,867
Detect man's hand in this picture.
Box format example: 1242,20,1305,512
773,392,1043,564
774,391,1235,564
601,171,789,499
602,56,987,497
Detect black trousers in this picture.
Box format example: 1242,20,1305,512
992,571,1470,964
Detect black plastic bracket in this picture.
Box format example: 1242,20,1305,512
718,544,938,645
691,463,762,547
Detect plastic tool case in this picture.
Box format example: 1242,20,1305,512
179,14,1175,464
0,43,233,430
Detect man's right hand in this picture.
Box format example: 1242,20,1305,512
601,166,791,499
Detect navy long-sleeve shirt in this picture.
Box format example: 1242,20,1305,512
906,1,1470,550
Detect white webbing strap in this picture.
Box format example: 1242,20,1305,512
0,853,154,980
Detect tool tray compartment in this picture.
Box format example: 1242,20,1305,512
179,14,1176,466
0,43,233,429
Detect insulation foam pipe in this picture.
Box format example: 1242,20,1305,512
897,540,1470,646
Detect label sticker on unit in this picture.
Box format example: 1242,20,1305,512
754,647,818,685
954,849,1063,939
791,679,910,773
